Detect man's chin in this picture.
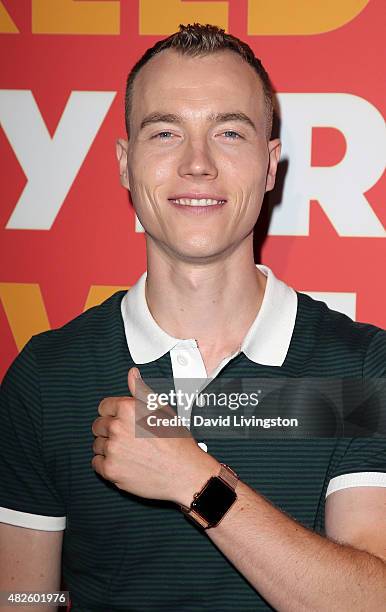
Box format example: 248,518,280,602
168,244,233,264
145,232,233,262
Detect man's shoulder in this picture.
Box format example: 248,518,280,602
295,291,386,375
35,289,126,340
27,290,128,366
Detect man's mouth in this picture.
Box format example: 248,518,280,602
168,198,226,207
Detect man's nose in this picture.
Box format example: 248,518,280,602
177,139,218,179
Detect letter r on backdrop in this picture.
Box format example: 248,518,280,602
270,94,386,237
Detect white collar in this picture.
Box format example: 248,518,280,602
121,265,297,367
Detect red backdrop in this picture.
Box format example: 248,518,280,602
1,0,385,380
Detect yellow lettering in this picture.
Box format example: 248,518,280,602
0,284,129,352
0,283,50,352
0,2,19,33
140,0,228,34
84,285,129,311
32,0,120,35
248,0,370,35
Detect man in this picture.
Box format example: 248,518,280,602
1,23,385,612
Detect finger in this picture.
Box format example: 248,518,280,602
91,453,105,476
92,436,107,456
92,415,112,437
98,396,133,417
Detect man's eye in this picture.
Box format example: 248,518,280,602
154,131,173,139
223,131,242,139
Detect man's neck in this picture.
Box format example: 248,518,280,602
144,237,266,359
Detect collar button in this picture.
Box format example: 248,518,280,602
176,353,188,366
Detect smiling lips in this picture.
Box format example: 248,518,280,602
168,194,227,207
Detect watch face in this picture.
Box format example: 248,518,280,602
192,477,236,526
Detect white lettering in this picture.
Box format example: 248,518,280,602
1,90,116,229
269,94,385,237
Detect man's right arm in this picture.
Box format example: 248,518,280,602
0,339,67,610
0,523,64,612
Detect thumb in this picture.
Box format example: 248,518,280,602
127,368,175,418
128,366,153,404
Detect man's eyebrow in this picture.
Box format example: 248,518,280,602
209,112,257,132
139,111,256,131
140,113,181,130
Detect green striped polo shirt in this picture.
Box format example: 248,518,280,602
1,269,385,611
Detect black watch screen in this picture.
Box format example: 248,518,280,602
191,476,237,526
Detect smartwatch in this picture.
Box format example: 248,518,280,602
181,463,239,529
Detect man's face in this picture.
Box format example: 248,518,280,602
117,49,280,262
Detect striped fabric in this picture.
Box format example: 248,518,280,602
1,290,385,611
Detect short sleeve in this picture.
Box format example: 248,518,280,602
326,438,386,497
0,339,66,530
326,330,386,498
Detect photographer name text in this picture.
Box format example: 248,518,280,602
147,415,299,429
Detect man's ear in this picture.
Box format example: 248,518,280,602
265,138,281,193
116,138,130,190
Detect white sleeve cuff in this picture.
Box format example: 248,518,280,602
326,471,386,498
0,507,66,531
